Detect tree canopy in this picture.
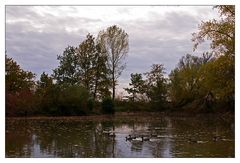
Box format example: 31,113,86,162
98,25,129,100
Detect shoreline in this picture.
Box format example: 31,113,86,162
5,111,234,122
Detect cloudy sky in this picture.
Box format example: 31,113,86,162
6,6,219,95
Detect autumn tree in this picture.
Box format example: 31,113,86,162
192,5,235,111
192,5,235,57
168,54,209,107
5,55,36,116
98,25,129,101
6,55,35,93
199,54,234,110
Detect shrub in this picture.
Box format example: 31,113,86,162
58,85,89,115
87,98,94,111
101,98,114,114
6,90,36,116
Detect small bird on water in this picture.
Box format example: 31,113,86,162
125,135,133,141
141,136,150,141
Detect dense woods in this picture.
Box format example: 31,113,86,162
5,6,235,116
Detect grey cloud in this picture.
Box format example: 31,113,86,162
118,10,201,75
6,6,103,77
6,6,40,20
6,25,87,77
114,10,205,93
6,6,102,33
121,10,199,41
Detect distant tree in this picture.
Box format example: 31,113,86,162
144,64,168,110
98,25,129,101
35,72,58,114
37,72,53,91
101,97,114,114
124,73,145,102
53,46,79,86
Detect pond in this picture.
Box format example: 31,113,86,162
5,113,234,158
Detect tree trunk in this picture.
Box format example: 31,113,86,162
93,77,98,101
112,66,115,101
112,78,115,101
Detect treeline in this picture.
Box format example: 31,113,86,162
123,52,234,113
122,6,234,113
5,6,234,116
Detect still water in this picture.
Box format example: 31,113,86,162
6,114,234,158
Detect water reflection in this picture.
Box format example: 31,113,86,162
6,115,234,158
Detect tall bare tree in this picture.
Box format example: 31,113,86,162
98,25,129,100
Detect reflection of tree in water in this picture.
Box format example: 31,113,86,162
6,119,111,157
96,121,116,157
32,120,116,157
130,141,143,152
150,117,173,158
6,119,33,157
6,115,234,158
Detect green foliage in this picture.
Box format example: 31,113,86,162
169,52,234,112
124,64,168,111
169,54,207,107
124,73,145,102
101,98,114,114
53,46,79,86
145,64,168,110
58,85,89,115
37,72,53,89
200,55,234,109
53,34,111,101
76,34,111,100
76,34,97,92
35,72,58,115
92,43,111,100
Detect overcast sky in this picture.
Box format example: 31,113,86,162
6,6,219,95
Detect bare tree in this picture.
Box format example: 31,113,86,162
98,25,129,100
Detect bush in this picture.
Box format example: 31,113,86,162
87,98,94,111
58,85,89,115
6,90,36,116
101,98,114,114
